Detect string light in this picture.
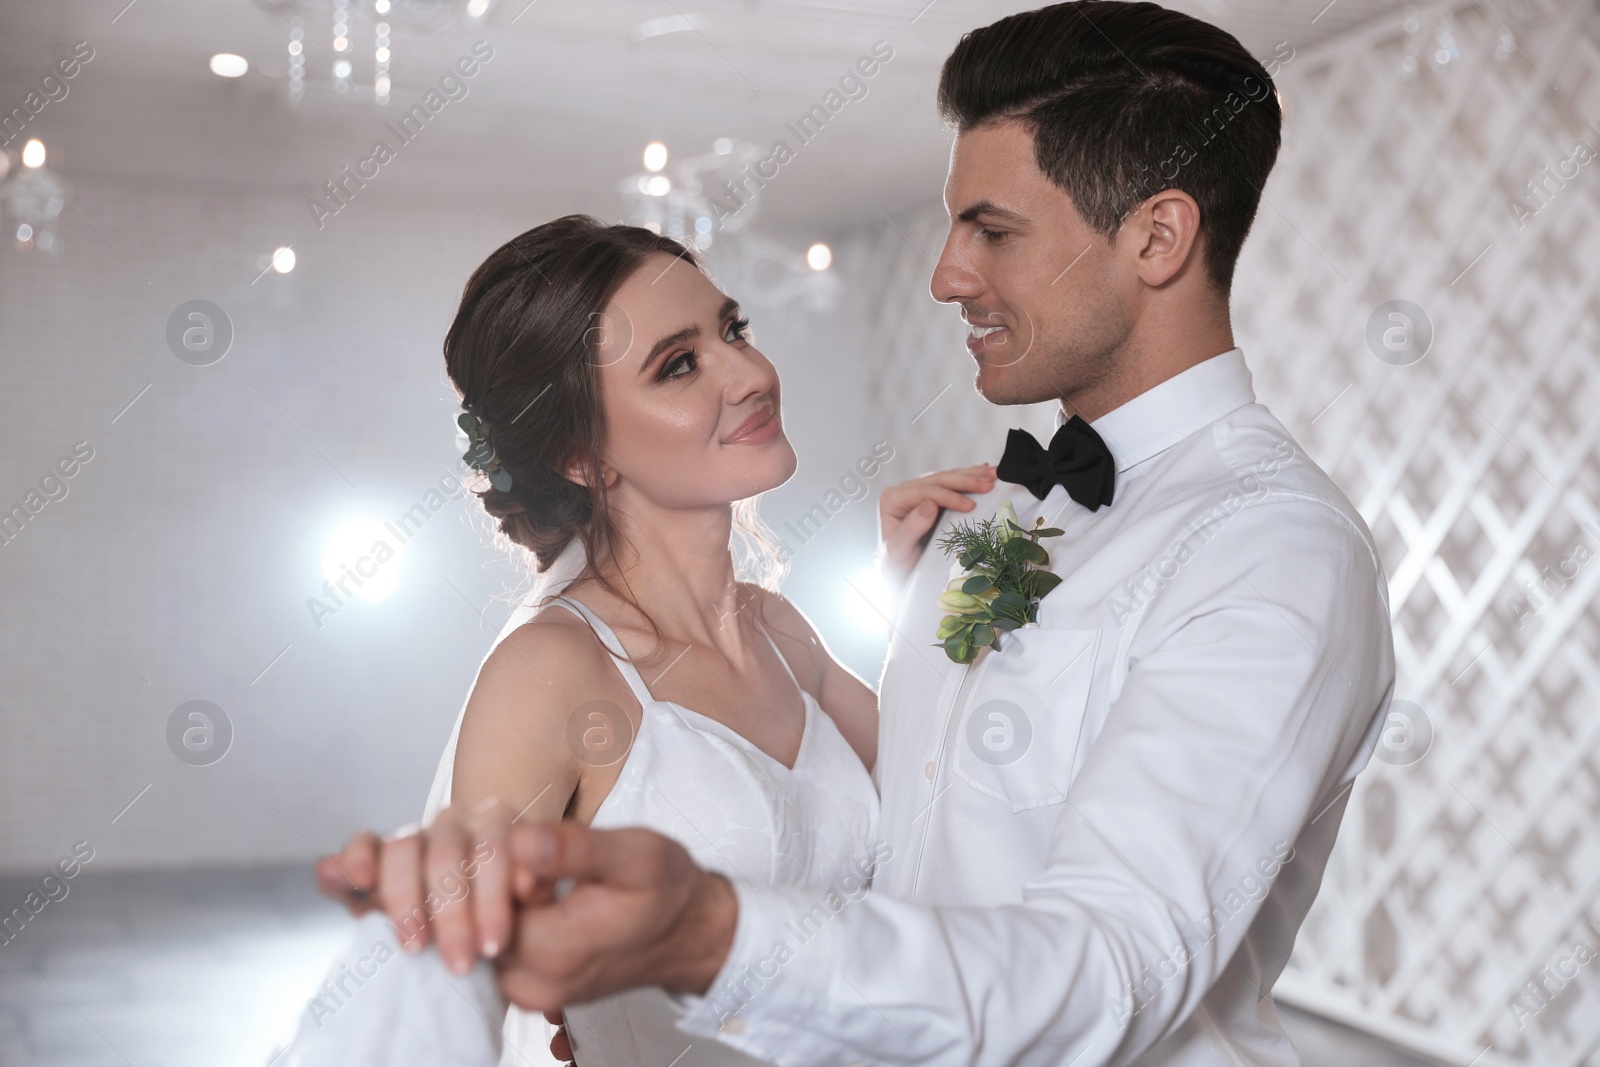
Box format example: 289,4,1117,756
288,18,305,103
374,10,391,104
332,0,351,94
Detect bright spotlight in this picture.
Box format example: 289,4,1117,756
21,139,46,168
322,518,403,604
271,246,296,273
642,141,669,172
467,0,489,15
210,53,249,77
645,175,671,196
806,243,832,271
845,568,896,634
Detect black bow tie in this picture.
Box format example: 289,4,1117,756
995,417,1116,510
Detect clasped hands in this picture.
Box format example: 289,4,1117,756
315,800,739,1015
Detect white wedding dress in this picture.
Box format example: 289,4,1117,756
271,540,883,1067
530,591,882,1067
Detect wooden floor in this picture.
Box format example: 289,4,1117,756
0,864,1441,1067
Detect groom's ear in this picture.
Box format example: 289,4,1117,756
1127,189,1203,288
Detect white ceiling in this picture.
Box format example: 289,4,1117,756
0,0,1407,233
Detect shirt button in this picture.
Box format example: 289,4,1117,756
924,761,937,780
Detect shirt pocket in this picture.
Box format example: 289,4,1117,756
952,625,1101,813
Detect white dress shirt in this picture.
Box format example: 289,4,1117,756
675,347,1396,1066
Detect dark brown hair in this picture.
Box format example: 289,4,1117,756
937,0,1282,293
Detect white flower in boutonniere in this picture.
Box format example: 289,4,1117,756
933,499,1065,664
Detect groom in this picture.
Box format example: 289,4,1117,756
328,3,1395,1063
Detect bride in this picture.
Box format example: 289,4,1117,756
312,213,995,1066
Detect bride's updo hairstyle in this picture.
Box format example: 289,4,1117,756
444,214,695,577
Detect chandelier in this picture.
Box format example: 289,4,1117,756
0,139,66,256
619,139,839,311
252,0,486,105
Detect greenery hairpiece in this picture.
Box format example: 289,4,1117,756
458,406,513,491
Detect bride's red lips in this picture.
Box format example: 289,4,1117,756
724,404,779,444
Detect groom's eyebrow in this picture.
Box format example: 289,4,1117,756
640,298,740,373
956,200,1028,224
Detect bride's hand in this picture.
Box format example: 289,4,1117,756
878,463,997,583
315,798,530,974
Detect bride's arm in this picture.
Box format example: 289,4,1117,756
317,617,606,972
450,620,594,815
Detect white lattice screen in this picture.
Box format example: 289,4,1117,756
848,0,1600,1061
1240,2,1600,1063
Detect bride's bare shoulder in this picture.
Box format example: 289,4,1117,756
454,602,631,814
478,601,618,694
741,583,813,632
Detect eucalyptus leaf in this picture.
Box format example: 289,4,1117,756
1034,527,1065,538
1031,570,1064,598
1020,540,1049,565
990,590,1030,618
962,575,993,595
992,616,1021,632
945,634,975,663
969,623,994,648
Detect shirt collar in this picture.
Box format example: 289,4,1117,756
1054,347,1255,474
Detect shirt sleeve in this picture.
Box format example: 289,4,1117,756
672,496,1395,1067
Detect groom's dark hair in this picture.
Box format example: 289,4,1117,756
938,0,1282,294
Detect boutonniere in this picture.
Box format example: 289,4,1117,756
933,499,1065,664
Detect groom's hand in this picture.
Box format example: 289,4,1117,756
878,463,997,582
496,822,737,1012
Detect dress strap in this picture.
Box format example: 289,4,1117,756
754,614,807,706
546,595,656,709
